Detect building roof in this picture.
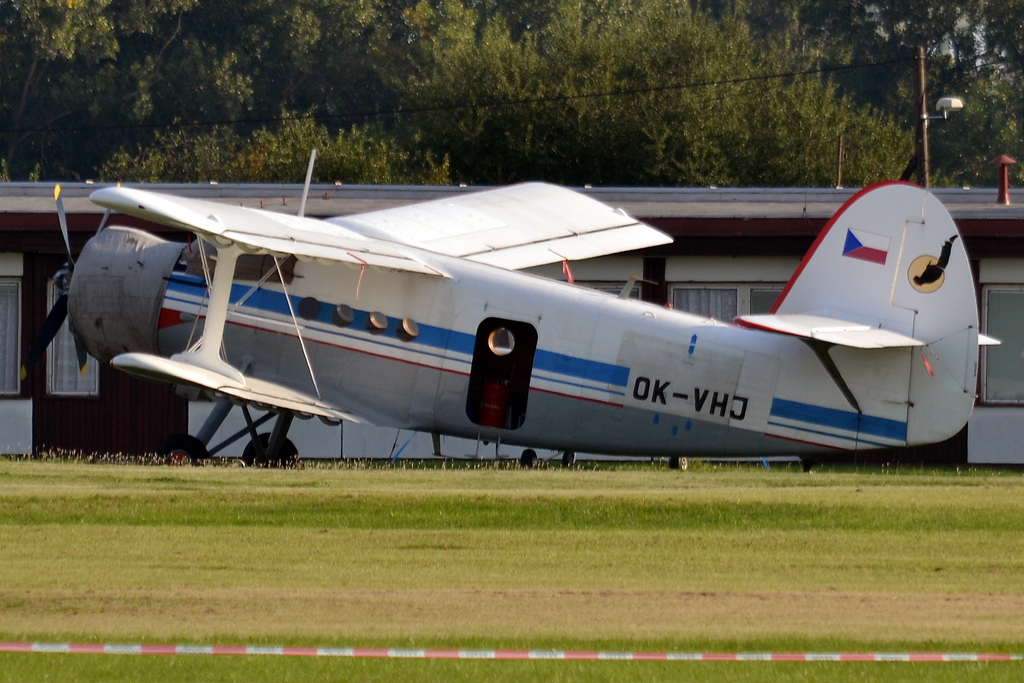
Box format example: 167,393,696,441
2,181,1024,220
2,182,1023,258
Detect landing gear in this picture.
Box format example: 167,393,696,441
242,432,299,467
157,403,300,468
241,408,299,467
519,449,537,468
669,456,688,470
156,434,209,466
561,451,575,468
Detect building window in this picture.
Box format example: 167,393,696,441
670,284,786,320
672,287,738,320
749,287,784,315
983,287,1024,403
0,280,19,394
46,280,99,397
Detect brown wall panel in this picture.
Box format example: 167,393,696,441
25,253,187,456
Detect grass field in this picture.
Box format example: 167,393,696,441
0,458,1022,681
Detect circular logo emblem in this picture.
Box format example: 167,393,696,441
908,255,944,293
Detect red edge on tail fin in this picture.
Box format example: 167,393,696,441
769,181,917,315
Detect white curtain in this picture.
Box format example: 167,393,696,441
0,282,18,393
672,288,738,320
47,280,99,396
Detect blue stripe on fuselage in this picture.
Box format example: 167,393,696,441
769,397,907,442
165,276,629,388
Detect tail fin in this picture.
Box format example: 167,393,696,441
771,182,979,446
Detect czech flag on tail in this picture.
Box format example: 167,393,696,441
842,229,889,265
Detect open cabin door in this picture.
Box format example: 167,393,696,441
465,318,538,430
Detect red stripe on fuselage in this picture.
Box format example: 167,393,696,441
158,307,184,329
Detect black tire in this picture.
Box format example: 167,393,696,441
156,434,209,466
242,432,299,468
669,456,680,469
561,451,575,468
519,449,537,468
802,459,816,473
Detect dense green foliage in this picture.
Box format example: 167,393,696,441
0,0,1019,186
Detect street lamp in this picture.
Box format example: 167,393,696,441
907,46,965,188
934,96,964,118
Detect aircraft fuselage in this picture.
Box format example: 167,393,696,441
154,248,909,456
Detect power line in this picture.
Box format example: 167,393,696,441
0,57,910,135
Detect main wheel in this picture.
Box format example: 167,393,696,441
519,449,537,468
669,457,690,471
242,432,299,468
561,451,575,468
156,434,209,466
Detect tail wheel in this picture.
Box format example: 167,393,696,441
156,434,209,466
561,451,575,468
242,432,299,468
519,449,537,468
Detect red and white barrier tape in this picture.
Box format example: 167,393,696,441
0,642,1019,662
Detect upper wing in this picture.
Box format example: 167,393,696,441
89,187,449,277
328,182,673,269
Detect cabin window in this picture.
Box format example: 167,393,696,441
0,280,19,394
46,279,99,397
982,287,1024,403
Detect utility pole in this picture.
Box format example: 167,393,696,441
914,47,930,188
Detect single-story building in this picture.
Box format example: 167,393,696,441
2,182,1022,464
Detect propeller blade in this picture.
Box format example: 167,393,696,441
21,293,68,380
54,184,74,266
73,336,89,376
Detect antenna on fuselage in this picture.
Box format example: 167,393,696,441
298,148,317,219
619,275,654,299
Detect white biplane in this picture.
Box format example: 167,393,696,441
25,177,992,466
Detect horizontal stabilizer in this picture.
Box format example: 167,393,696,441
736,314,925,349
110,352,359,423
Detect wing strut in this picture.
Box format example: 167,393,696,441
171,245,245,383
802,339,862,414
274,256,322,400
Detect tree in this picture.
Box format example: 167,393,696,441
401,0,907,186
100,117,450,184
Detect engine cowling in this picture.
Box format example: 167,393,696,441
68,227,184,363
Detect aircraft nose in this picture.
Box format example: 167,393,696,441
68,227,185,363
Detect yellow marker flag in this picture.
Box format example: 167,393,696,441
54,184,61,200
20,366,27,381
